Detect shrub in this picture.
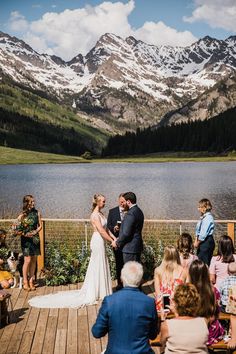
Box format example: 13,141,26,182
141,240,164,280
42,239,163,286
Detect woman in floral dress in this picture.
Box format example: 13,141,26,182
13,195,42,291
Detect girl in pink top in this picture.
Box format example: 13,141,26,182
209,235,236,290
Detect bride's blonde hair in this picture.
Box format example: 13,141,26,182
92,194,105,211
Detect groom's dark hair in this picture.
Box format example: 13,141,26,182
123,192,136,204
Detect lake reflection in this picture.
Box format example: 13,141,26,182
0,162,236,219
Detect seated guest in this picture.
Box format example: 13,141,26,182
209,235,236,290
154,246,187,311
160,283,209,353
226,285,236,350
219,262,236,312
0,229,14,289
92,261,159,354
189,259,224,346
177,233,198,269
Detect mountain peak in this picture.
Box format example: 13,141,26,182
1,31,236,132
125,36,139,46
96,33,122,46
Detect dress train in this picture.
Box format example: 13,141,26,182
29,229,112,308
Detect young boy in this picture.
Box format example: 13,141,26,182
219,262,236,313
194,198,215,266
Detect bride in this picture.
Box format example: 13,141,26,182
29,194,116,308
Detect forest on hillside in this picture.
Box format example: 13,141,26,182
0,108,88,156
0,83,109,155
102,107,236,156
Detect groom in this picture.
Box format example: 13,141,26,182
113,192,144,263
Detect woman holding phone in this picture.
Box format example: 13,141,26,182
154,246,187,312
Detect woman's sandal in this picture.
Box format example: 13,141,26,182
29,280,36,291
23,282,31,291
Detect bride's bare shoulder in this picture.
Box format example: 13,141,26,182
90,212,100,221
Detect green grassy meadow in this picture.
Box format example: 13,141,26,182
1,146,236,164
0,146,88,164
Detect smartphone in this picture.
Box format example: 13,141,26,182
117,221,121,226
163,294,170,312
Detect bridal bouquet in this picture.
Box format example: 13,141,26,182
11,219,25,237
11,217,35,237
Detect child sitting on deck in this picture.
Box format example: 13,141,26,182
225,285,236,350
0,229,14,289
220,262,236,313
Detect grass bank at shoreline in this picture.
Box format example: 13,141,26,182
1,146,236,164
0,146,87,164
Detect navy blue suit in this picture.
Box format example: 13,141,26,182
92,287,159,354
117,205,144,263
107,206,124,284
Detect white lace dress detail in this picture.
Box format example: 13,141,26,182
28,213,112,308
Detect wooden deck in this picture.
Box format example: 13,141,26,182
0,281,160,354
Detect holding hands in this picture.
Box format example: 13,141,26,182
111,239,117,249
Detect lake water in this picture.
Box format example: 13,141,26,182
0,162,236,220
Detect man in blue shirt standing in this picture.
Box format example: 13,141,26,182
194,198,215,265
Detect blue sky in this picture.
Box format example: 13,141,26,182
0,0,235,60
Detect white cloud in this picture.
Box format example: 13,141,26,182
183,0,236,32
9,11,29,32
24,1,134,60
7,1,197,61
23,32,54,54
135,21,197,47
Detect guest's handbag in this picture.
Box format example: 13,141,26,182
226,285,236,315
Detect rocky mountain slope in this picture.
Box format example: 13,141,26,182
160,74,236,126
0,31,236,132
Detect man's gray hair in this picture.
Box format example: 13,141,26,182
121,261,143,287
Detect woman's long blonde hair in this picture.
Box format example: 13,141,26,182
91,194,105,211
156,245,181,285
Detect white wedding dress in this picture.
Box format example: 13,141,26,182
28,213,112,308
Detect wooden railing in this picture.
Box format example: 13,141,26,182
0,219,235,271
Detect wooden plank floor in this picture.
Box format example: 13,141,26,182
0,280,160,354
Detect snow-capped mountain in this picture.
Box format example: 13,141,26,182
0,31,236,130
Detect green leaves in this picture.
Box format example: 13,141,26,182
43,239,164,286
44,240,91,285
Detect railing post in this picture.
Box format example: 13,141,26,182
85,221,88,249
179,222,182,235
37,220,45,271
227,222,235,245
